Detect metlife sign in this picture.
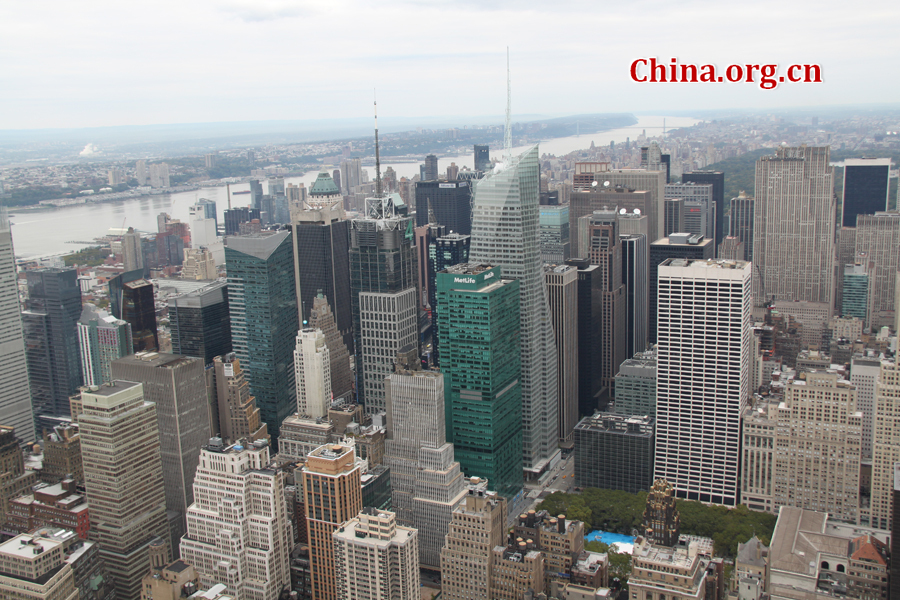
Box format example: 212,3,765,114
439,265,501,291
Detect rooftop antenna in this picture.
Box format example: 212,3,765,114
504,47,512,160
374,91,383,199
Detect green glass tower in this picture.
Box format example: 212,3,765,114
225,231,298,443
842,263,869,323
436,263,522,499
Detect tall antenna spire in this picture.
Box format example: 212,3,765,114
374,91,383,198
504,47,512,159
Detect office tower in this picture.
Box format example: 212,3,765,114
574,167,666,241
383,349,466,568
108,269,143,320
111,353,210,550
290,172,353,355
474,145,490,172
135,159,148,185
436,264,523,498
440,478,507,600
683,171,725,249
648,234,714,343
180,247,216,279
851,357,880,460
655,258,750,506
0,426,37,525
294,328,331,418
211,353,268,444
563,259,602,418
415,221,443,313
414,180,472,233
41,423,82,484
729,192,754,260
149,163,170,188
842,158,891,227
621,232,648,357
569,185,654,256
188,203,217,250
121,279,157,352
23,268,83,422
180,439,291,600
167,280,231,364
855,213,900,328
663,198,684,237
574,412,654,493
469,145,559,477
349,194,417,413
339,158,362,195
300,443,363,600
79,382,169,600
446,162,459,181
538,204,569,263
428,232,470,363
772,372,861,522
223,206,261,236
666,182,715,240
752,147,835,306
122,227,143,272
740,400,777,513
333,508,420,600
423,154,439,181
587,210,627,393
718,236,743,261
0,211,34,444
225,231,298,441
893,465,900,600
308,294,352,401
545,265,578,447
614,350,657,417
870,360,900,529
842,263,869,322
77,304,132,387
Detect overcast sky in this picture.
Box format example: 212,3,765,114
2,0,897,130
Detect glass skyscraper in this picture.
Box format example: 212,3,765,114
167,280,232,364
436,264,522,499
468,145,559,476
429,232,470,363
225,231,298,442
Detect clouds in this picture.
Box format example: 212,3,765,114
1,0,898,129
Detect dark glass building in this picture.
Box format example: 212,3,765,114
573,412,655,494
224,206,262,236
474,145,491,172
423,154,439,181
565,258,602,418
121,279,158,352
436,264,522,499
648,234,714,343
683,171,725,250
621,234,649,357
155,231,184,267
107,268,143,321
22,268,83,421
842,158,890,227
428,232,470,363
168,281,232,364
226,231,298,443
414,180,472,235
729,192,754,261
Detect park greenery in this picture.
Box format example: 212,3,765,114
63,246,109,267
538,488,776,559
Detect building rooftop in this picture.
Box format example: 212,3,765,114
662,257,749,270
769,507,849,577
80,380,142,397
576,412,654,435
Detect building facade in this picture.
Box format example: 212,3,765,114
574,413,655,494
167,281,232,364
77,305,132,387
545,265,579,446
294,328,331,418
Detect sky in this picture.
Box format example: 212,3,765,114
1,0,898,130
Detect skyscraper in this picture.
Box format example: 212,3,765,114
729,192,754,261
122,227,143,272
870,359,900,530
0,210,35,443
307,294,352,401
23,268,83,421
539,204,570,263
621,233,649,357
122,279,157,352
290,171,353,354
349,193,418,413
683,171,725,250
211,353,268,444
855,212,900,329
188,200,218,249
752,146,835,306
474,145,491,172
424,154,439,181
587,209,627,393
436,264,523,499
414,180,472,234
654,258,750,506
564,258,602,418
648,234,715,343
569,184,655,256
300,443,363,600
225,231,298,442
842,263,869,322
573,168,666,242
223,206,261,236
77,304,132,387
294,328,331,418
79,381,169,600
428,232,471,360
333,508,420,600
842,158,891,227
665,182,715,241
383,350,467,568
545,264,578,447
167,280,232,364
468,145,559,477
111,352,211,550
180,439,292,600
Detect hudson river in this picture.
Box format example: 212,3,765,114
10,115,699,260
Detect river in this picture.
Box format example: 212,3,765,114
9,115,699,260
